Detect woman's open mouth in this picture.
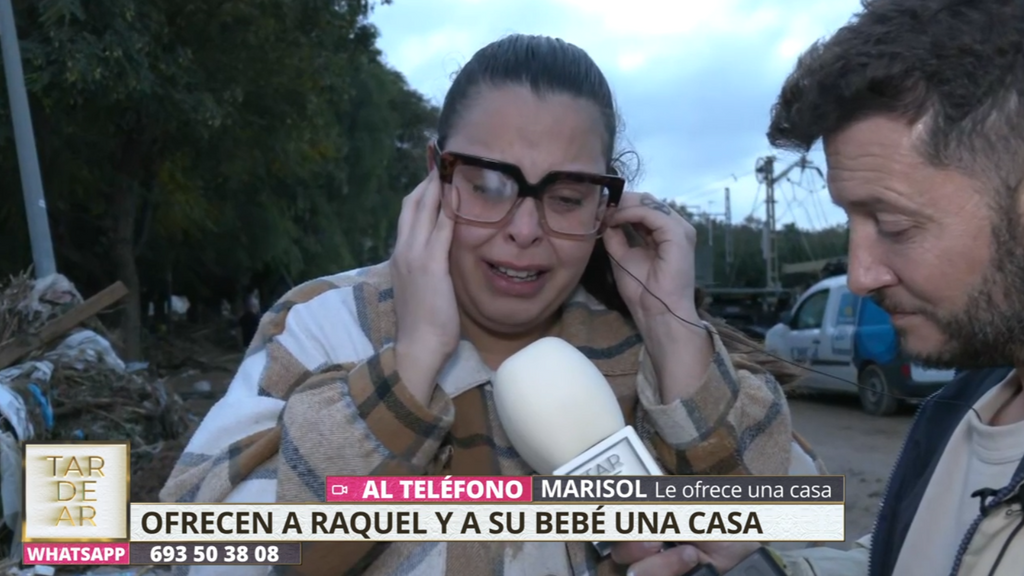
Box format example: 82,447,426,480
483,260,551,297
488,263,543,282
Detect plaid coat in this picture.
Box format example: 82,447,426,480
160,262,826,576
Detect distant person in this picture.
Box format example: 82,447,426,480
616,1,1024,574
160,34,824,575
238,290,260,349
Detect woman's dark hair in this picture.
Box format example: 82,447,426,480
436,34,631,317
438,34,802,386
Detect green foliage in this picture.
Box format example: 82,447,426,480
668,201,847,288
0,0,839,355
0,0,437,321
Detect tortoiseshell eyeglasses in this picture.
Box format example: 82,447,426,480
432,143,624,239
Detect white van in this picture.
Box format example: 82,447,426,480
764,274,956,416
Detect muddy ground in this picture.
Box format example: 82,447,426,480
789,393,914,548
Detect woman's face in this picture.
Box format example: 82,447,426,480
441,85,609,336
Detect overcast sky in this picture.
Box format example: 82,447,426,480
368,0,865,231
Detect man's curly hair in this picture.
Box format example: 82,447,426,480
768,0,1024,192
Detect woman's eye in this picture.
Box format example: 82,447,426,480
551,196,582,207
473,184,503,196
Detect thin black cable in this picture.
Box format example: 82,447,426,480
986,511,1023,576
604,251,983,419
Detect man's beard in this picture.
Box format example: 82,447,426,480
872,204,1024,370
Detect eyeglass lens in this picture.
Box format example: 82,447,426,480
445,165,610,234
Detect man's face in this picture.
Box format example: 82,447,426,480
824,114,1024,369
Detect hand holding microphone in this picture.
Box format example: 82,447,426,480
493,337,785,576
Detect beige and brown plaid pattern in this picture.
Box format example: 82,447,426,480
160,262,825,576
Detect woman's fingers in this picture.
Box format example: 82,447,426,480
396,174,431,248
394,170,454,274
421,168,443,219
411,171,443,244
429,201,456,256
605,205,677,247
397,170,442,250
602,223,630,259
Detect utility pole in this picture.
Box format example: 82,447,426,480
690,203,728,243
755,154,815,289
1,0,56,279
755,156,778,289
723,187,733,270
680,204,723,287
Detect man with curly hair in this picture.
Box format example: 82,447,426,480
615,1,1024,575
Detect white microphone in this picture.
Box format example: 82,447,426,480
493,336,664,556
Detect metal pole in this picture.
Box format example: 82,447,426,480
0,0,56,279
755,156,779,289
765,164,778,289
724,187,733,270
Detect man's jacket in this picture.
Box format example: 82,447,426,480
780,367,1024,576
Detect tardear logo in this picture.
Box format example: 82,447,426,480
23,441,130,542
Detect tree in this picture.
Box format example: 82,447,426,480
0,0,437,357
668,201,848,288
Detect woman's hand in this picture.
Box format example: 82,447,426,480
602,192,712,402
390,169,460,405
602,192,698,325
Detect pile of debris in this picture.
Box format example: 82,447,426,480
0,270,196,572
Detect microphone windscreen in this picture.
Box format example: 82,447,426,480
493,337,625,474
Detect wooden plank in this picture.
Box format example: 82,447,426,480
0,281,129,371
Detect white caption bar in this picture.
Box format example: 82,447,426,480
130,503,844,542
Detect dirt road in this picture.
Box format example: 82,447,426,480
789,393,915,548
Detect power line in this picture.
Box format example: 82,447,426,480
754,154,820,289
745,183,763,222
783,176,824,231
675,169,755,204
